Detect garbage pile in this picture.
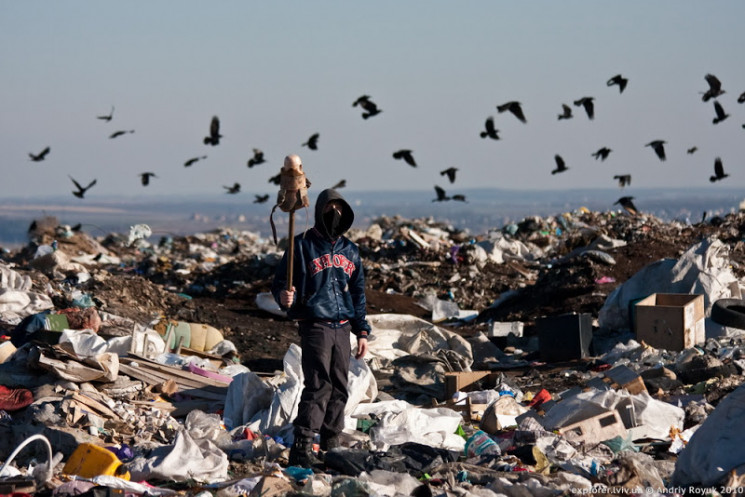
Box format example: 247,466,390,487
0,208,744,496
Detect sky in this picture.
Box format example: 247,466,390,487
2,1,745,201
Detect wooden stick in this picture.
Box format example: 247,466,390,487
286,209,295,291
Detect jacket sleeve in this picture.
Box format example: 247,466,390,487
349,253,372,337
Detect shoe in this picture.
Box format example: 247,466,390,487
288,436,322,467
320,434,340,451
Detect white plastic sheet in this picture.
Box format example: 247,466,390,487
598,237,739,336
352,399,465,451
672,382,745,487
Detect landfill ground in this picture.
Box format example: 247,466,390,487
4,208,745,494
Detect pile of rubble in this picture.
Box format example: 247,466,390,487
0,208,745,496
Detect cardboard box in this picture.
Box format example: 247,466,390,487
634,293,705,351
444,371,501,398
537,313,593,362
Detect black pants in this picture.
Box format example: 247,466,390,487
294,321,351,440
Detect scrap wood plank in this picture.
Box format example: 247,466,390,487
70,392,121,420
118,363,227,401
122,354,231,387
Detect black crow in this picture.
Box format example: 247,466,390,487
139,172,157,186
224,183,240,194
393,149,416,167
613,174,631,188
29,146,50,162
496,101,527,123
332,179,347,189
607,74,628,93
302,133,320,150
687,147,698,155
479,116,500,139
268,173,281,185
710,157,729,182
204,116,222,145
558,104,573,120
702,74,725,102
440,167,458,183
184,155,207,167
254,194,270,203
433,185,449,202
592,147,612,161
551,155,568,174
69,176,97,198
247,148,265,168
109,130,134,139
712,101,729,124
615,196,638,215
573,97,595,119
645,140,667,161
97,106,114,122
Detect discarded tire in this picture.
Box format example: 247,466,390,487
710,298,745,329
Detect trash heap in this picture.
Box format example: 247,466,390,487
0,208,744,496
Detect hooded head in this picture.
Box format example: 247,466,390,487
314,188,354,239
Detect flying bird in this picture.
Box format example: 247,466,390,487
687,147,698,155
573,97,595,119
557,104,573,120
184,155,207,167
440,167,458,183
606,74,628,93
496,101,527,123
302,133,319,150
69,176,97,199
97,106,114,122
613,174,631,188
710,157,729,182
479,116,500,139
29,146,50,162
738,92,745,104
393,149,416,167
701,74,725,102
433,185,450,202
645,140,667,161
254,194,270,204
268,173,281,185
712,100,729,124
353,95,382,119
109,129,134,139
592,147,612,161
551,154,568,175
332,179,347,189
204,116,222,146
224,183,240,194
247,148,265,168
614,196,638,215
139,172,157,186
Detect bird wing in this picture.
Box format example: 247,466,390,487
510,103,526,122
705,74,722,92
85,179,97,190
404,152,416,166
69,176,84,191
714,101,726,118
210,116,220,136
714,158,724,177
434,185,447,200
555,155,565,169
485,116,496,132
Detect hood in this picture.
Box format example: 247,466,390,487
314,188,354,238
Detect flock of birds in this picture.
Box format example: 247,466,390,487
26,72,744,215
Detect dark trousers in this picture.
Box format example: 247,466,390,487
293,321,351,440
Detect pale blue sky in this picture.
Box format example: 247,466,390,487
2,1,745,199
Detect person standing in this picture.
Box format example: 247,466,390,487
272,188,371,467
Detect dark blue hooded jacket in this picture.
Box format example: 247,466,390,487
271,188,372,337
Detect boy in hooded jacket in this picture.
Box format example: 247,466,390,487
272,188,371,467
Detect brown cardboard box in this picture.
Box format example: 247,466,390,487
634,293,705,351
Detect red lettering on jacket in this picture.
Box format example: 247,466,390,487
310,253,356,277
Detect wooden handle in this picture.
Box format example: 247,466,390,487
286,210,295,291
